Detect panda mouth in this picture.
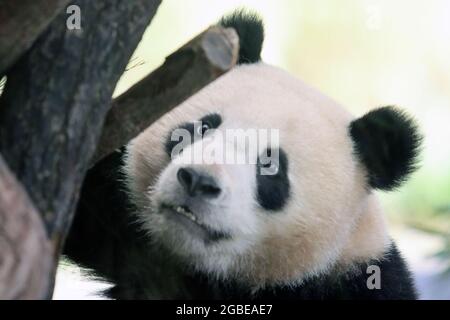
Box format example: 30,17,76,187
162,203,200,223
160,203,230,241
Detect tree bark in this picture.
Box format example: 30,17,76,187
93,26,238,163
0,0,70,75
0,155,53,300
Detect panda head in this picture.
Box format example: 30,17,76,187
124,10,421,288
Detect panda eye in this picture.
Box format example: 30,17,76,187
261,161,271,168
197,122,211,136
270,162,279,172
261,161,279,175
260,149,273,168
258,148,283,175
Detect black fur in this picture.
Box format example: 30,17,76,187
349,106,422,190
164,121,193,156
219,9,264,64
188,243,417,300
200,113,222,130
256,148,290,211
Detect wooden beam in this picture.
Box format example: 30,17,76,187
93,26,239,163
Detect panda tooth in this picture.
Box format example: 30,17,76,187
168,204,199,224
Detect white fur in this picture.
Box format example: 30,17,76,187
124,63,390,289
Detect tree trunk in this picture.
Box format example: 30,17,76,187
0,0,70,75
0,155,52,299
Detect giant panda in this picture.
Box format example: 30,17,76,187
64,10,421,299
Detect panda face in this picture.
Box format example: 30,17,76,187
123,10,421,288
124,63,392,286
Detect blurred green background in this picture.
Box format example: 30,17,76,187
56,0,450,299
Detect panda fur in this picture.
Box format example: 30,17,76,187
64,10,420,300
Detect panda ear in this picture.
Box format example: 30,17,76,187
219,9,264,64
349,106,422,191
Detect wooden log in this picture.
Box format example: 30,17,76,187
93,26,239,163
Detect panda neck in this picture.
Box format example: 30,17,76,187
338,194,390,266
222,194,391,290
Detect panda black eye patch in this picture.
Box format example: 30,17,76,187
256,147,290,211
199,113,222,132
164,113,222,156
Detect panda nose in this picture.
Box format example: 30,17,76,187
177,167,221,198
